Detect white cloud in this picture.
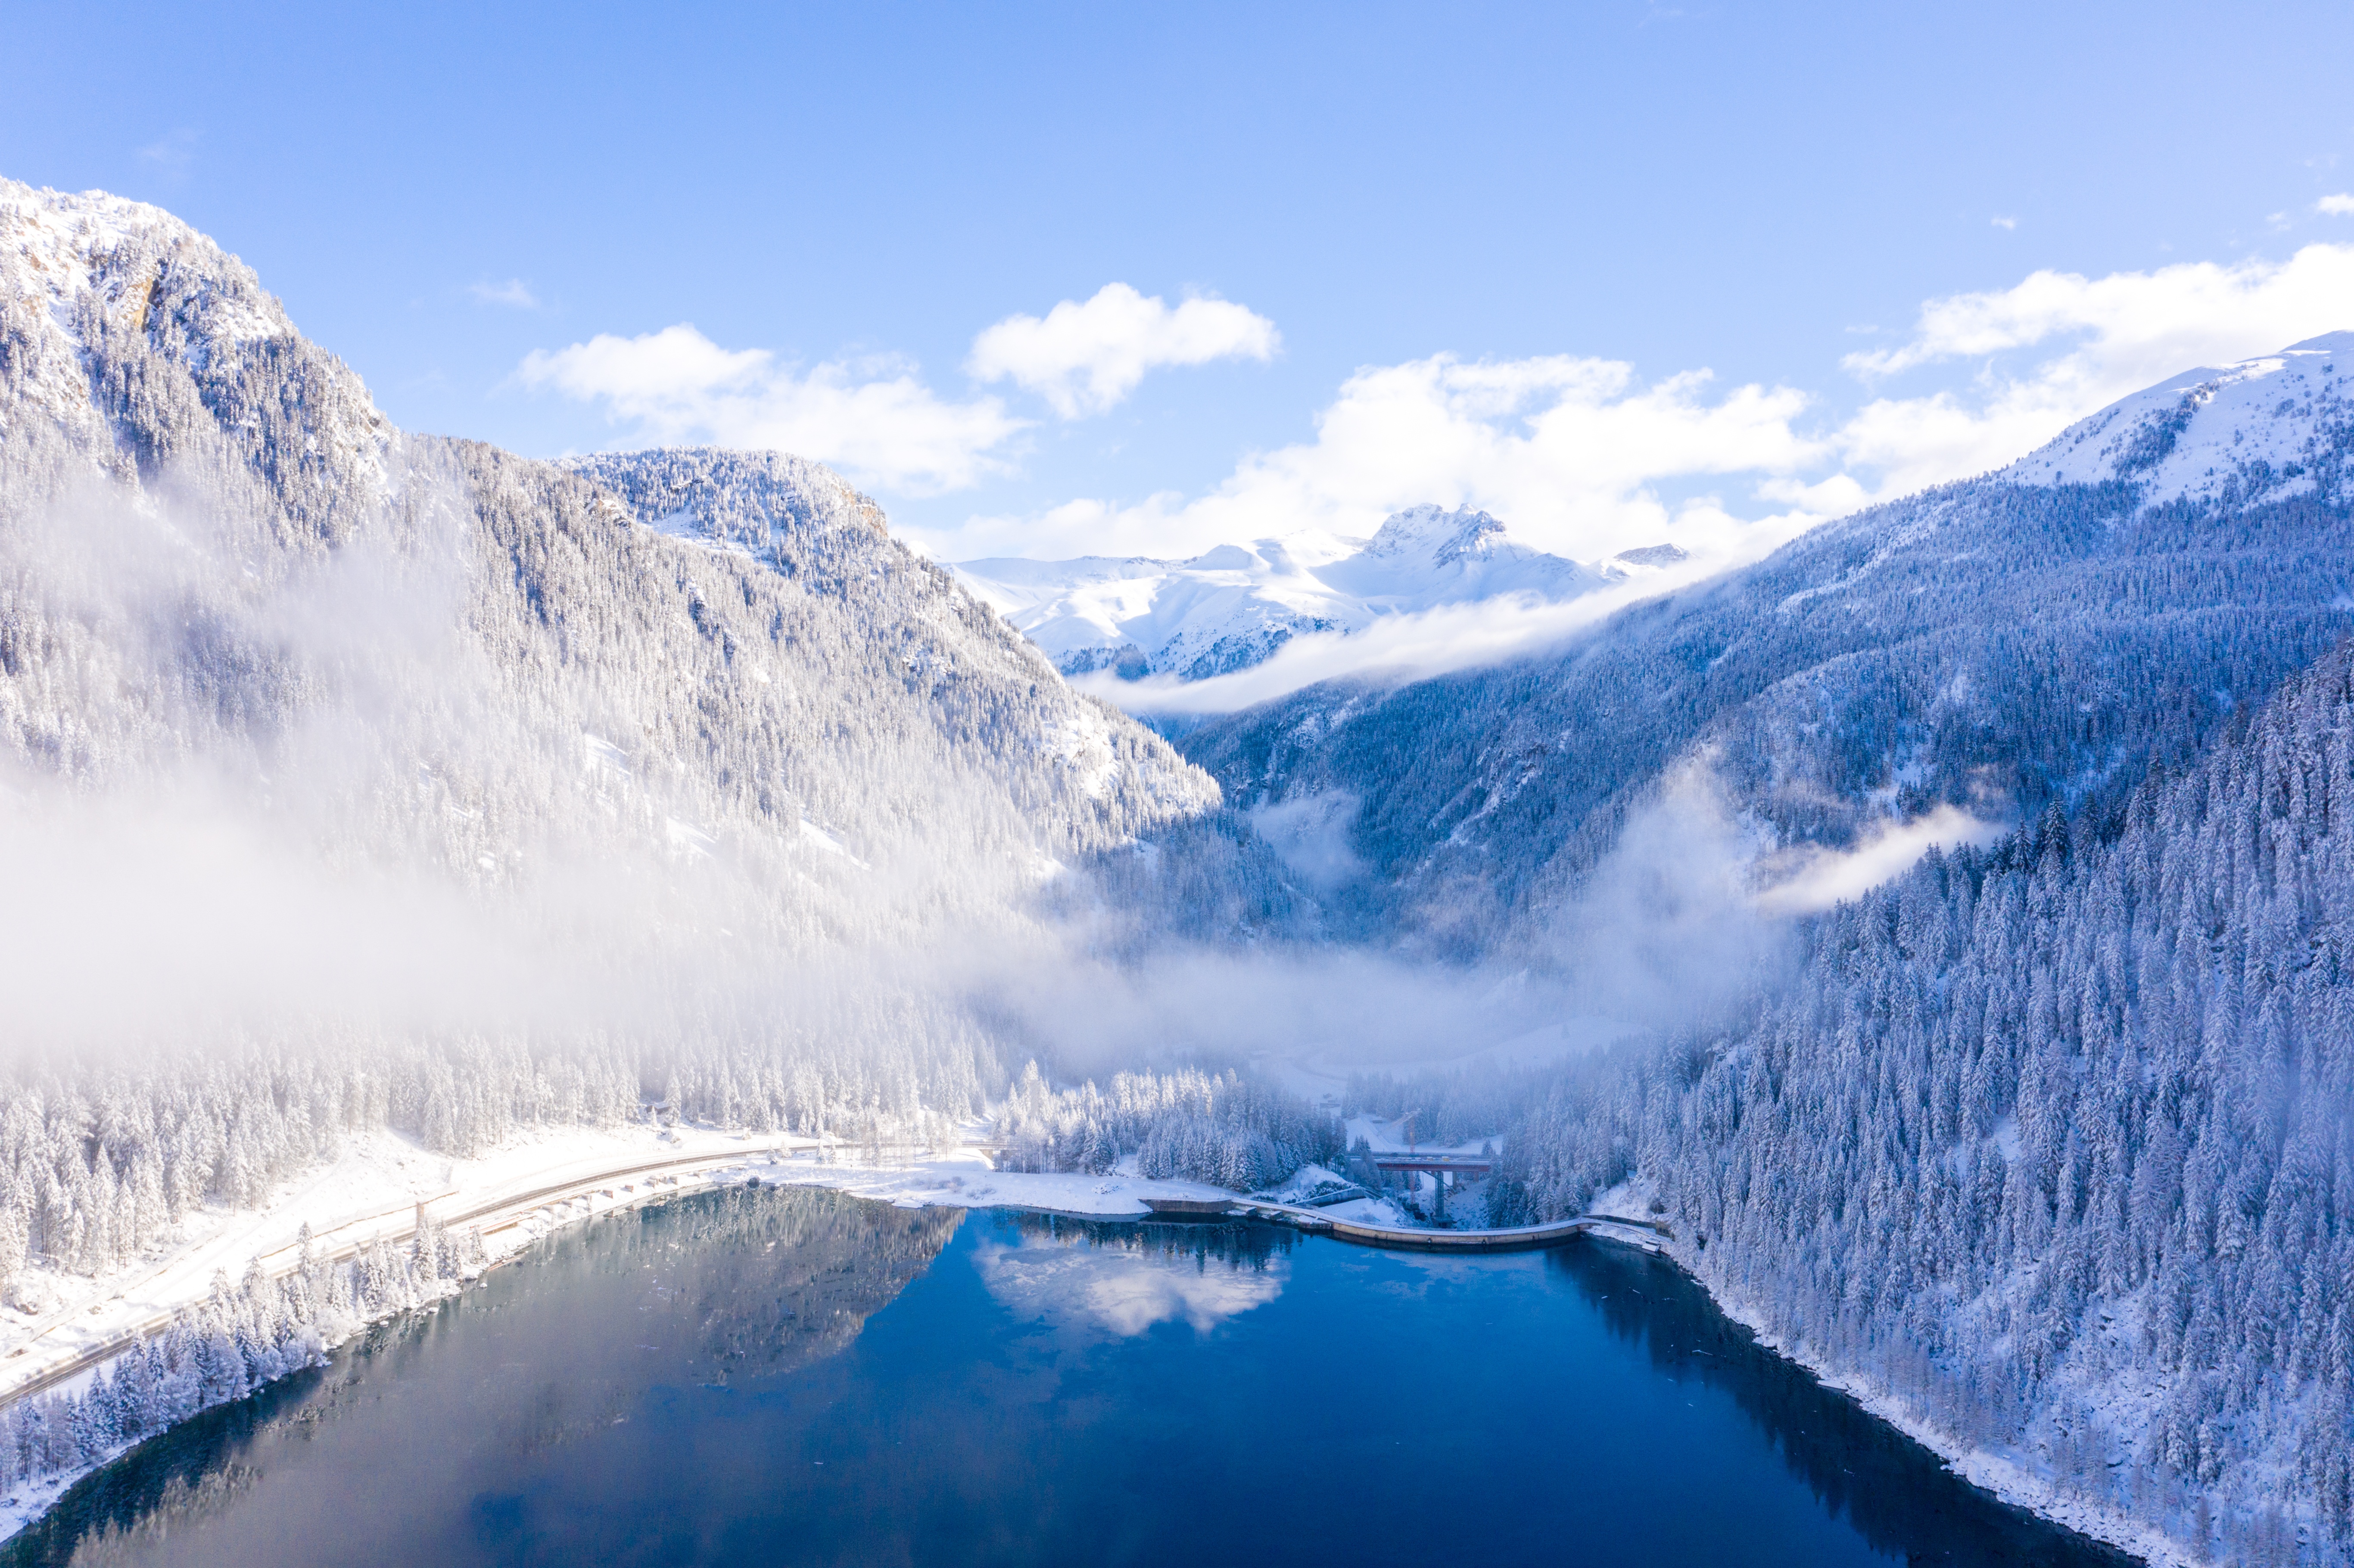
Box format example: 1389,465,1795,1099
940,240,2354,577
974,1237,1284,1337
947,352,1823,561
2320,194,2354,217
1991,215,2018,231
968,283,1278,417
517,324,1026,493
469,277,539,309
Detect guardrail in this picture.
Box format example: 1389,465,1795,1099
0,1144,794,1411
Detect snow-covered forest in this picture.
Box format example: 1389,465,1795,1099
0,1181,966,1508
7,171,2354,1567
1482,642,2354,1565
993,1063,1342,1189
0,1215,487,1499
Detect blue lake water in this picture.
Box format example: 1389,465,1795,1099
3,1186,2132,1566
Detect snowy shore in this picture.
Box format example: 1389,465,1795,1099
0,1120,1253,1403
0,1119,1283,1541
1656,1236,2188,1568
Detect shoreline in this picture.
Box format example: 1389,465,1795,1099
0,1131,2171,1564
1655,1243,2188,1568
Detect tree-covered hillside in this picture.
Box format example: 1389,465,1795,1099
1182,369,2354,951
1491,641,2354,1565
0,178,1267,1291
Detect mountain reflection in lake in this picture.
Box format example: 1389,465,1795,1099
6,1188,2134,1568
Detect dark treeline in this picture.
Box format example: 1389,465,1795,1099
1003,1210,1297,1272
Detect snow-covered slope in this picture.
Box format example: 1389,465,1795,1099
1181,334,2354,950
0,175,1250,1220
2002,330,2354,507
0,181,1216,877
953,504,1612,681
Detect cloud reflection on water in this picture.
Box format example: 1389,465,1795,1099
974,1227,1287,1336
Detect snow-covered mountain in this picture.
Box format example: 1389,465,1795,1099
2001,330,2354,506
953,504,1621,681
1180,333,2354,949
8,173,2351,1568
0,176,1267,1250
0,181,1219,887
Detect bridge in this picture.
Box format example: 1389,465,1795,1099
1361,1151,1493,1220
1365,1153,1491,1176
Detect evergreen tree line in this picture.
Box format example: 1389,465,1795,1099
0,1018,1003,1297
993,1062,1343,1192
1488,641,2354,1565
0,1217,485,1500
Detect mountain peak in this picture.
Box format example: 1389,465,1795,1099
2002,331,2354,510
953,504,1601,684
1364,504,1508,566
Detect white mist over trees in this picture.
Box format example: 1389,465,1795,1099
1182,380,2354,952
0,179,1308,1294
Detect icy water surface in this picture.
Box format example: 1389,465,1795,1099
6,1186,2133,1567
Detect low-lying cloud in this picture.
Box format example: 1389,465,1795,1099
1070,542,1771,715
1752,805,2008,915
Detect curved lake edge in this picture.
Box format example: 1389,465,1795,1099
1229,1200,2164,1568
1679,1270,2192,1568
0,1173,2155,1566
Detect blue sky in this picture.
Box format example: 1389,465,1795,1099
8,1,2354,562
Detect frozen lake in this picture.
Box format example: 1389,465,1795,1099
3,1186,2132,1566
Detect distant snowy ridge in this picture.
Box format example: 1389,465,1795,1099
954,504,1652,682
2004,330,2354,509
